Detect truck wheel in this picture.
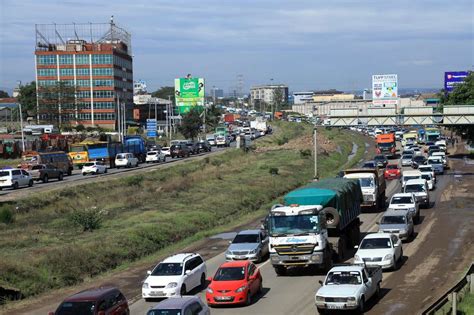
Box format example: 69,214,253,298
28,180,34,187
274,266,286,276
13,182,19,189
322,207,340,228
324,247,333,272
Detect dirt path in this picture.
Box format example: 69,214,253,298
368,142,474,315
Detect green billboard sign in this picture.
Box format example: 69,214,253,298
174,77,205,114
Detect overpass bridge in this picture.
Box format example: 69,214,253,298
329,105,474,126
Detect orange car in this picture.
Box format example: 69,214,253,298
206,260,262,306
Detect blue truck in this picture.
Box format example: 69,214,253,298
123,136,147,163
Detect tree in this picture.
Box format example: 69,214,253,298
272,88,288,114
0,90,9,98
38,81,76,129
178,107,202,140
205,104,223,131
151,86,175,103
440,72,474,144
17,82,37,116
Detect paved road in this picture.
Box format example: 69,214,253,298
0,144,235,202
129,152,453,315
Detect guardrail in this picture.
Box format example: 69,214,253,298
422,263,474,315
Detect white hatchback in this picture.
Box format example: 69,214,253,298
0,169,33,190
354,233,403,270
115,153,139,168
142,253,207,300
146,150,166,163
81,161,108,175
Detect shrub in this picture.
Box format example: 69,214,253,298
123,175,144,186
269,167,279,175
276,136,289,146
69,207,104,232
0,207,14,224
300,149,312,158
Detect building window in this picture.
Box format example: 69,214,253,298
78,113,91,120
93,79,113,87
59,55,73,65
93,90,115,98
94,113,115,120
38,80,57,86
77,79,91,87
37,55,56,65
92,54,113,64
37,68,57,76
76,68,90,76
75,55,90,65
77,91,91,98
92,68,113,76
59,68,74,76
94,102,115,109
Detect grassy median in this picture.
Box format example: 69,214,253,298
0,122,366,300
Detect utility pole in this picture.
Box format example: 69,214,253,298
18,102,25,153
167,95,172,143
313,127,318,180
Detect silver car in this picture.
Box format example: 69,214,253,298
147,296,209,315
401,154,414,167
225,229,269,263
378,209,414,241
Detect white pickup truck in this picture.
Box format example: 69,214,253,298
315,265,382,314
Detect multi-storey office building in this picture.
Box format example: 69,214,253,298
34,20,133,129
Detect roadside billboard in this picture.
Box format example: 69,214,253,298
174,77,205,114
372,74,398,105
146,119,157,138
444,71,469,93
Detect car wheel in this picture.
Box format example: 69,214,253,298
28,179,34,187
13,182,19,189
274,266,286,276
375,283,381,299
104,168,108,173
357,298,365,314
95,171,99,175
82,173,86,176
258,280,263,294
144,298,151,302
200,273,206,289
393,255,399,270
42,175,49,183
245,291,252,306
67,169,72,176
180,284,186,296
317,308,326,315
58,173,63,181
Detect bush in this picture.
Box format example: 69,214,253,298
0,207,14,224
276,135,289,146
300,149,312,158
269,167,279,175
69,207,104,232
123,175,144,186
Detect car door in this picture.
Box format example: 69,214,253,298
407,214,414,236
362,269,375,298
391,235,402,260
247,263,258,294
185,258,198,290
20,170,30,186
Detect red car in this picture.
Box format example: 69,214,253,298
384,164,401,179
48,287,129,315
206,260,263,306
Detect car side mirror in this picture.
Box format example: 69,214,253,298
376,221,380,225
207,276,213,282
228,240,232,244
354,245,359,249
185,270,191,275
319,280,323,286
147,270,152,275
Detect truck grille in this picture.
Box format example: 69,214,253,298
273,244,315,255
325,297,348,303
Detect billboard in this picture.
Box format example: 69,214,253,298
174,77,205,114
372,74,398,105
146,119,157,138
444,71,469,93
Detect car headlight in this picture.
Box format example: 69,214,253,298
354,255,360,261
225,250,232,256
316,296,325,302
384,254,392,261
142,282,149,289
250,248,258,254
347,297,356,302
235,285,247,293
207,287,214,294
166,282,178,288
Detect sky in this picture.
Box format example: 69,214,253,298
0,0,473,94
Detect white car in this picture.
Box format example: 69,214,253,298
0,169,34,190
81,161,107,175
354,233,403,270
418,164,436,183
401,170,422,189
404,179,430,208
420,172,435,190
161,147,171,157
432,152,447,167
146,150,166,163
388,192,420,223
115,153,139,168
142,253,207,300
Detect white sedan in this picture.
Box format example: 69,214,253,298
354,233,403,270
420,172,435,190
81,161,108,175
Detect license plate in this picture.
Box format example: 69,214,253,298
216,296,232,301
327,304,345,309
390,174,396,177
149,291,164,296
236,256,246,259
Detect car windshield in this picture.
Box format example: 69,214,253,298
377,143,393,148
405,184,425,193
360,238,391,249
381,215,406,224
162,147,170,150
117,154,127,159
56,301,95,315
84,163,95,167
31,165,44,170
151,263,183,276
325,271,362,285
386,165,398,170
402,155,413,160
147,310,181,315
147,152,157,155
269,214,320,235
421,174,431,181
419,166,432,172
233,234,259,243
359,178,375,188
403,176,420,182
391,196,413,204
413,156,425,162
214,267,245,281
374,156,386,161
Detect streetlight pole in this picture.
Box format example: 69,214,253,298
18,101,26,153
313,127,318,180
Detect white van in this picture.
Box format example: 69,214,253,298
404,179,429,207
0,169,34,190
401,170,422,188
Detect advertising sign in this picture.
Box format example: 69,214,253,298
146,119,157,138
372,74,398,105
174,77,205,114
444,71,469,93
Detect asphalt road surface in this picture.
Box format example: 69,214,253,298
129,153,454,315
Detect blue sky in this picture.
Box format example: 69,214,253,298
0,0,472,94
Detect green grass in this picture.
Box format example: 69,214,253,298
0,122,366,299
458,292,474,315
0,158,21,168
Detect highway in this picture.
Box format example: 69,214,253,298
129,152,453,315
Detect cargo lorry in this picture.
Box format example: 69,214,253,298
375,134,396,158
268,178,363,276
343,168,386,211
250,119,268,135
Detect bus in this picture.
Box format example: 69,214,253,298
21,151,73,176
425,127,441,142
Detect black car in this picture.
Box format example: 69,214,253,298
412,155,427,168
170,144,191,158
196,140,211,153
362,160,377,169
185,142,199,155
373,154,388,168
